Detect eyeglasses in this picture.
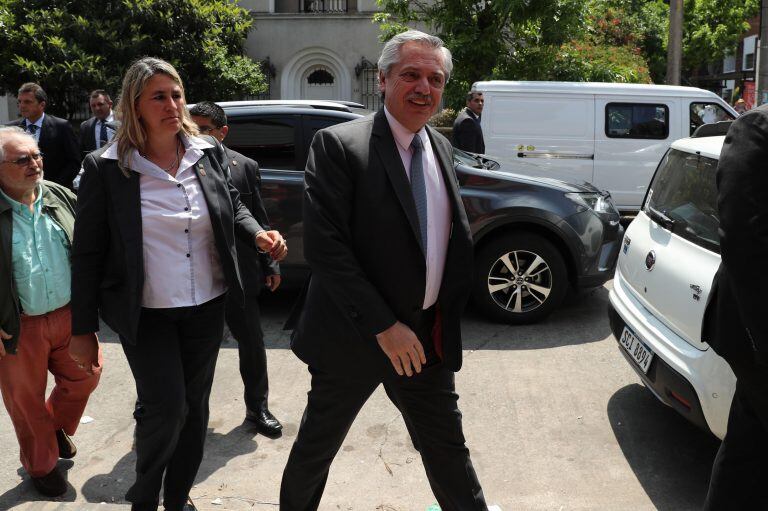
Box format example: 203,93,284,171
2,152,43,167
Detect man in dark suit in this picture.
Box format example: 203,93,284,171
452,91,485,153
703,105,768,509
7,83,80,189
79,90,115,156
189,101,283,437
280,30,488,510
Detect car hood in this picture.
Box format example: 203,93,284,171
457,156,601,194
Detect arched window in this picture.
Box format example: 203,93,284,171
307,69,335,85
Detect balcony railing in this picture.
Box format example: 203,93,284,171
300,0,347,13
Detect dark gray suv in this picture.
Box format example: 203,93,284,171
217,100,623,324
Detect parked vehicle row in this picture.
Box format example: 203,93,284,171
217,100,623,324
474,81,737,213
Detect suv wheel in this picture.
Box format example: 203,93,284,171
473,233,568,324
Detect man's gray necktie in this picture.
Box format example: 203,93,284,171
26,124,37,135
410,134,428,255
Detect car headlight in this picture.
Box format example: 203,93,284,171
565,192,617,215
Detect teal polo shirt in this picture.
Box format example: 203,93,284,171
0,185,71,315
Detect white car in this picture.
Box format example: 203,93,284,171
608,127,736,439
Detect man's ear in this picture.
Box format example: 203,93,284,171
219,125,229,142
378,71,386,93
40,100,46,111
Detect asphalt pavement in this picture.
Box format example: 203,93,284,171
0,282,720,510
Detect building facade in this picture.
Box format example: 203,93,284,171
240,0,386,110
688,17,759,110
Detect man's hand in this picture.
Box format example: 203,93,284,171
265,274,282,292
0,328,10,359
255,230,288,262
375,321,426,377
69,333,101,375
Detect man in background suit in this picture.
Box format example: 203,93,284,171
703,105,768,508
7,83,80,189
452,91,485,153
280,30,488,510
79,90,115,156
189,101,283,437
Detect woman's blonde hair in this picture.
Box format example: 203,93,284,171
114,57,199,173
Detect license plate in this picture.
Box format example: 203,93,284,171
619,326,654,374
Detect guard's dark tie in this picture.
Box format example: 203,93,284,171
410,134,428,255
99,121,108,148
26,124,38,135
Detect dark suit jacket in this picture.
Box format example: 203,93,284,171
452,107,485,154
79,116,119,156
224,146,279,297
70,137,264,345
8,114,81,188
703,105,768,366
290,110,474,377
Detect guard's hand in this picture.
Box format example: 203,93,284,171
265,274,282,292
255,230,288,262
69,333,102,375
0,328,9,359
375,321,426,377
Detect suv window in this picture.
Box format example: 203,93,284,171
226,118,297,170
690,102,735,135
606,103,669,139
645,148,719,253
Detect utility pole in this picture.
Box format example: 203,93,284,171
666,0,683,85
758,0,768,105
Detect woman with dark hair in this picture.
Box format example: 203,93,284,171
68,57,286,511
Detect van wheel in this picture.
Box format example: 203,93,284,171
473,233,568,324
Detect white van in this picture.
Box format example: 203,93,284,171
474,81,738,213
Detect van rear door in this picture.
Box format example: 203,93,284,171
593,97,678,212
483,93,595,185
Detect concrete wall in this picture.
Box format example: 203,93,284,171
0,94,18,124
245,15,384,102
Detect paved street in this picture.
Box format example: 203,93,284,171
0,281,720,511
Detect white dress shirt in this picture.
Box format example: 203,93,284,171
384,107,451,309
94,112,115,149
101,136,227,308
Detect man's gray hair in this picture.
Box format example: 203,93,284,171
378,30,453,81
0,126,35,162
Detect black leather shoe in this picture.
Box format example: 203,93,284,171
56,429,76,459
245,406,283,437
32,466,67,497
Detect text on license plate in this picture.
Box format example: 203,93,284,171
619,327,654,374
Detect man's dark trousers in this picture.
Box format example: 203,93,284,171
280,310,486,511
225,295,269,411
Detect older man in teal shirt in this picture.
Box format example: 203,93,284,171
0,126,101,497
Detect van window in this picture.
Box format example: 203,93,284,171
645,149,719,253
605,103,668,139
225,118,297,170
690,103,735,135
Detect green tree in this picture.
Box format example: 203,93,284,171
0,0,266,119
375,0,587,109
683,0,759,73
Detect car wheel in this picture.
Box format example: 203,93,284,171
473,233,569,324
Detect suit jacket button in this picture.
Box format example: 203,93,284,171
350,311,359,319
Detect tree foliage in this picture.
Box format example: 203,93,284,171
0,0,266,118
376,0,758,109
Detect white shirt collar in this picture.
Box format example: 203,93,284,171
26,113,44,128
101,135,214,180
96,112,115,124
384,107,428,154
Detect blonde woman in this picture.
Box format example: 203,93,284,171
68,57,286,511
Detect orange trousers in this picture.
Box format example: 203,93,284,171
0,305,101,477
